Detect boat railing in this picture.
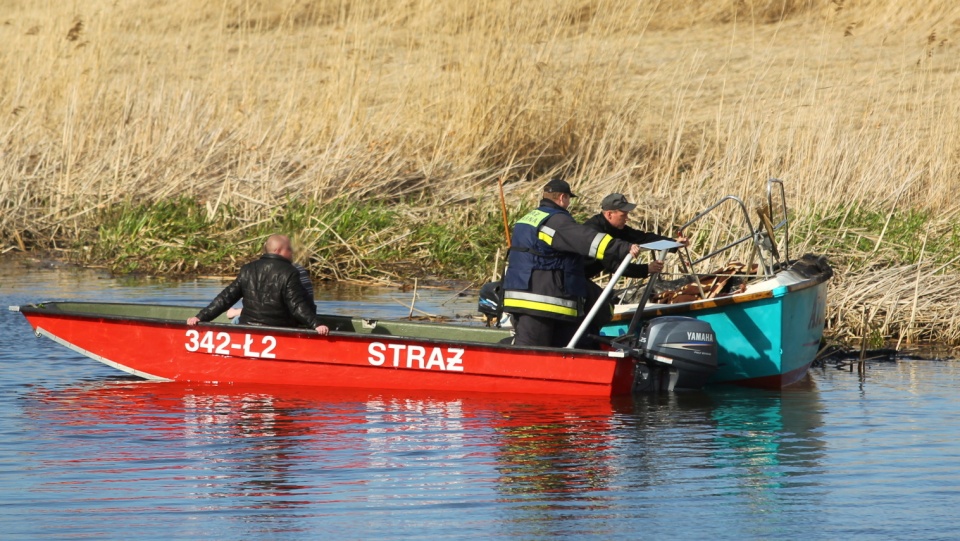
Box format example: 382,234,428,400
610,178,793,308
676,198,772,281
674,178,792,282
677,195,756,268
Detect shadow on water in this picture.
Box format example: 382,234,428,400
20,381,626,505
8,360,854,540
16,380,645,538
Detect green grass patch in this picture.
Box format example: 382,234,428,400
85,196,960,283
798,205,960,270
86,197,242,273
77,196,530,282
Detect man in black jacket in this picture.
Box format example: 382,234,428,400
582,193,681,281
225,263,316,321
580,193,686,344
502,178,640,348
187,234,329,335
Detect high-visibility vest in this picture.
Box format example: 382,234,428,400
502,207,587,319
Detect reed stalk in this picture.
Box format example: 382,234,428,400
2,1,960,346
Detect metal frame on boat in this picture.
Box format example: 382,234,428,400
601,179,833,388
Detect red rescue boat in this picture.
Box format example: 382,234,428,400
12,301,717,396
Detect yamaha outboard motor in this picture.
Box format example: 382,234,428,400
632,316,718,392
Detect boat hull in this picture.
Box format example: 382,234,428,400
603,256,831,389
17,302,638,397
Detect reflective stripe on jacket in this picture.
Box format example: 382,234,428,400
581,213,671,280
502,200,628,321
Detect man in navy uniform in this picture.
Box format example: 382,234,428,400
582,193,681,280
502,178,640,348
579,193,687,345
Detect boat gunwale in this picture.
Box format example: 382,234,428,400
610,258,832,321
16,301,623,360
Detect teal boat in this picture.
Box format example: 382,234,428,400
600,179,833,389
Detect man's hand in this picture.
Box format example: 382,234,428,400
316,325,330,336
629,244,641,258
187,317,200,326
675,234,690,246
226,307,242,319
649,260,665,274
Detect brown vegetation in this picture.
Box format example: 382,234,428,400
1,1,960,346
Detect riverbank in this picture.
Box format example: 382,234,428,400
4,191,960,350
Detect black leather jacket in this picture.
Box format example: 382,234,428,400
195,253,320,328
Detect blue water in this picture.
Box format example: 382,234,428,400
2,258,959,540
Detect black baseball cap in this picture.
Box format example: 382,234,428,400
601,193,637,212
543,177,577,198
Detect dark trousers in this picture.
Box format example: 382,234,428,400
579,281,614,349
512,314,581,348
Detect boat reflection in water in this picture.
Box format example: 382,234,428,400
620,377,826,478
22,379,827,537
484,398,621,497
23,382,622,507
705,378,828,487
606,376,828,530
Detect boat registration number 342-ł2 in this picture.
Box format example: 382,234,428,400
184,329,278,358
183,331,466,371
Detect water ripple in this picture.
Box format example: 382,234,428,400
3,262,960,539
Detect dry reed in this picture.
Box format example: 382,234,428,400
2,0,960,345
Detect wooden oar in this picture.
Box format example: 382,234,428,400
498,176,511,249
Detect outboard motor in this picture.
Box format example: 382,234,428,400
631,316,718,392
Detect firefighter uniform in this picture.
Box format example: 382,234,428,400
503,198,634,348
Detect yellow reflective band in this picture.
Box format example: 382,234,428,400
503,298,579,317
595,234,614,260
538,231,554,245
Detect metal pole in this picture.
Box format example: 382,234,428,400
625,249,667,339
565,254,634,349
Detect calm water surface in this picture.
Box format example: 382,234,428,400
2,259,959,540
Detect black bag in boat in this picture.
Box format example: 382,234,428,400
478,280,504,322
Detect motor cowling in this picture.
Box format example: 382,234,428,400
633,316,718,392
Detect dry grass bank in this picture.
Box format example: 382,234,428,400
2,0,960,345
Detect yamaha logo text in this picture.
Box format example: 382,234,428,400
687,331,714,343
